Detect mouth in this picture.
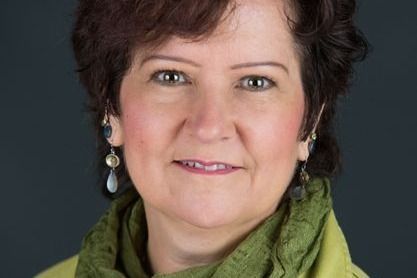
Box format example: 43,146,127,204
173,159,242,175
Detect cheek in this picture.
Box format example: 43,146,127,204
119,101,167,203
244,94,305,200
118,90,186,194
261,122,301,185
247,97,305,164
120,100,174,165
226,95,305,216
119,77,187,147
120,103,148,157
119,77,179,157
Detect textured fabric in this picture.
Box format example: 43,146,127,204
34,213,369,278
36,177,369,277
74,177,333,277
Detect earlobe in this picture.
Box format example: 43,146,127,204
297,103,325,161
107,115,124,147
297,132,318,161
297,140,310,162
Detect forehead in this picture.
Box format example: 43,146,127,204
136,0,298,71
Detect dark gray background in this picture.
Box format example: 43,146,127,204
1,0,416,277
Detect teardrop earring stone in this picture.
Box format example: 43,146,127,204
290,184,306,201
106,169,118,193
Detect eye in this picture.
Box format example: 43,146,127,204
151,70,189,86
238,76,276,91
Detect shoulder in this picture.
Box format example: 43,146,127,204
35,255,78,278
352,263,369,278
299,209,369,278
326,211,369,278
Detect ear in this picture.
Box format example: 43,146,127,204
107,114,124,147
297,103,325,161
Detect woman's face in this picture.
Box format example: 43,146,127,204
111,0,310,229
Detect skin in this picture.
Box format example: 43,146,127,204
109,0,322,274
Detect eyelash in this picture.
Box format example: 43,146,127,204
149,69,277,91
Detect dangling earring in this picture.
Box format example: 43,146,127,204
290,132,317,201
290,161,310,201
102,104,120,194
308,132,317,154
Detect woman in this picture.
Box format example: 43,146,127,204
37,0,368,277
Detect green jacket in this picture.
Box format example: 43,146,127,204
36,210,368,278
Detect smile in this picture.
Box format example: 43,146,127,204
173,160,241,175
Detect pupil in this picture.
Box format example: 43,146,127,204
164,72,179,82
249,78,263,88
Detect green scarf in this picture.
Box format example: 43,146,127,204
75,177,332,277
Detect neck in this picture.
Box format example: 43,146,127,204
144,203,276,275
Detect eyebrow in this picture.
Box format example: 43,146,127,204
140,54,288,74
140,54,201,68
230,61,288,74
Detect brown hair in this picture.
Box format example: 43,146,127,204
72,0,368,198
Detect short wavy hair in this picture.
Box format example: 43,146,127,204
72,0,368,198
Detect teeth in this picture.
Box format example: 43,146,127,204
194,162,205,169
180,160,230,171
181,161,195,168
217,164,226,170
181,161,194,167
205,164,218,171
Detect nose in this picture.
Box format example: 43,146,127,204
185,90,236,144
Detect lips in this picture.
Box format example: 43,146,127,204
173,159,241,174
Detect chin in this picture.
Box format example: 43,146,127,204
169,197,244,230
178,211,240,230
